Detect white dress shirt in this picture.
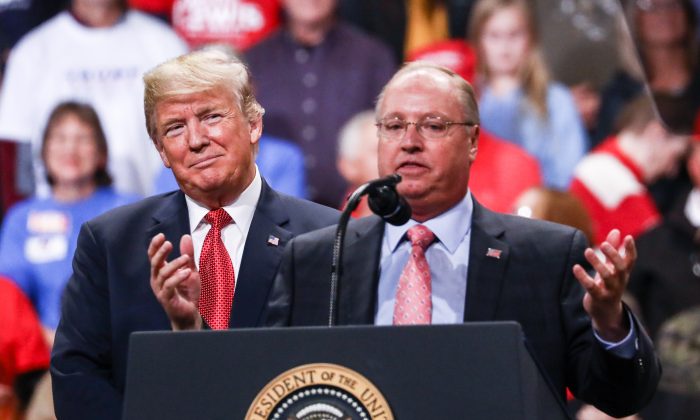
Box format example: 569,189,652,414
185,167,262,292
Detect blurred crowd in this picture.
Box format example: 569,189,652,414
0,0,699,418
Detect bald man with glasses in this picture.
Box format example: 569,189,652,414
264,62,660,417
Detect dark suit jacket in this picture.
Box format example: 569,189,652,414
266,200,660,417
50,181,339,420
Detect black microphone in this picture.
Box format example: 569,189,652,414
367,174,412,226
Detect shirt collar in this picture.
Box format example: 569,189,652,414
185,166,262,234
385,191,473,253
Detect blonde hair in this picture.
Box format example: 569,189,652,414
469,0,550,117
514,187,594,244
143,48,264,141
375,61,480,124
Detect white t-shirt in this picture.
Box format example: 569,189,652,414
0,10,188,196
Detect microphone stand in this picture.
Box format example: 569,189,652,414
328,182,371,326
328,174,411,327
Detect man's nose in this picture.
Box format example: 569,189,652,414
400,123,424,151
187,122,210,150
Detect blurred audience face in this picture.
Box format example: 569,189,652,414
478,4,530,77
44,114,103,188
636,0,689,46
282,0,337,26
73,0,126,8
638,121,689,180
337,112,380,187
69,0,126,29
71,0,127,20
153,88,262,205
377,66,478,221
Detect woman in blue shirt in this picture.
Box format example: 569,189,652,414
469,0,588,190
0,102,138,345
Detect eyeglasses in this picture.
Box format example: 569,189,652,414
375,116,478,141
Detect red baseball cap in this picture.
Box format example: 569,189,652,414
407,39,477,84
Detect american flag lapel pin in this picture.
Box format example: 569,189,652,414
486,248,502,259
267,235,280,246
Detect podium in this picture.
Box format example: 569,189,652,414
123,322,570,419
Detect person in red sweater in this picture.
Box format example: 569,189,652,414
470,129,542,213
570,95,690,245
0,276,50,417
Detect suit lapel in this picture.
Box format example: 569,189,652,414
145,192,191,260
143,186,291,328
464,201,509,322
143,192,191,328
338,216,385,325
230,181,293,327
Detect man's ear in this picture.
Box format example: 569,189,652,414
469,126,479,161
249,116,263,145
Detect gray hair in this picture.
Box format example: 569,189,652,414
143,48,264,141
337,110,376,160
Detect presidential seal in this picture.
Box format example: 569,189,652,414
246,363,394,420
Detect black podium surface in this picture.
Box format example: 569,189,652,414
123,322,570,419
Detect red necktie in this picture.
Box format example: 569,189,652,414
198,208,234,330
393,225,436,325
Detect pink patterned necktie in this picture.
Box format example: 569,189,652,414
198,208,235,330
393,225,436,325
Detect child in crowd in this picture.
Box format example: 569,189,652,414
470,0,588,189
